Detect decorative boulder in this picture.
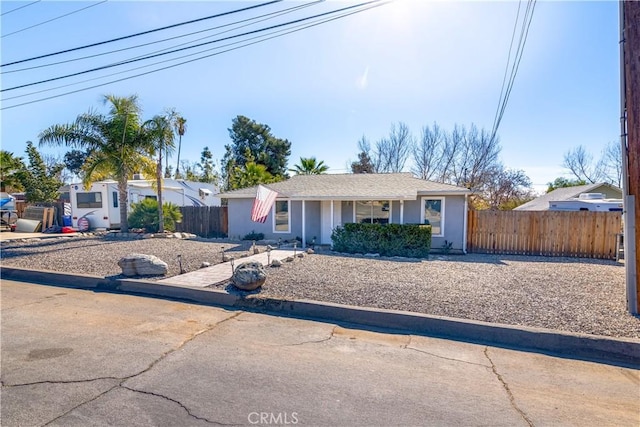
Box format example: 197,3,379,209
271,259,282,267
200,262,211,268
118,254,168,277
306,248,315,254
232,261,267,291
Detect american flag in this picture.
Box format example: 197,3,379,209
251,185,278,223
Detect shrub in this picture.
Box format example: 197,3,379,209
242,230,265,241
331,223,431,258
128,198,183,233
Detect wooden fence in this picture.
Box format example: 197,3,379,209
176,206,228,238
467,210,622,259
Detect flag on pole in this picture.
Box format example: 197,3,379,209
251,185,278,223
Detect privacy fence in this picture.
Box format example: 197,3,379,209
176,206,228,238
467,210,623,260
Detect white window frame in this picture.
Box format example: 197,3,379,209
272,199,290,233
421,197,445,237
352,200,391,224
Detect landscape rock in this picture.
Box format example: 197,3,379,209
200,262,210,268
271,259,282,267
231,261,267,291
118,254,168,277
297,252,305,258
306,248,315,254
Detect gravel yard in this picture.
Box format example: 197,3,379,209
1,234,638,339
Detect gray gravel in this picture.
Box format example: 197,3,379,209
1,234,638,339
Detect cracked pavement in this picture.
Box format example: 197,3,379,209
2,280,639,426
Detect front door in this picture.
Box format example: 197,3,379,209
320,201,342,245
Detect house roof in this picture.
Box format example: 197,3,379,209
514,183,623,211
217,173,470,200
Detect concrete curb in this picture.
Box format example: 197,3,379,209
2,266,639,368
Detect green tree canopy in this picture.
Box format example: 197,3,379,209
18,142,64,203
222,115,291,189
0,150,26,193
39,94,156,232
289,157,329,175
546,177,587,193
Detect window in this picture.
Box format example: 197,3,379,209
354,201,390,224
144,195,157,201
76,192,102,209
273,200,290,233
422,198,444,236
112,191,118,208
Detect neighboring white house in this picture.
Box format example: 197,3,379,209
548,193,623,212
216,173,471,252
70,178,220,229
515,183,623,211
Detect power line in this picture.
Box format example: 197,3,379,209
1,1,390,110
489,0,537,143
2,1,322,75
1,0,283,67
1,1,107,39
1,0,41,17
2,0,381,92
3,4,350,102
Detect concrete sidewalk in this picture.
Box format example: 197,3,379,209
157,249,299,287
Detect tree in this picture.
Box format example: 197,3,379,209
39,94,156,232
18,142,64,203
546,177,587,193
289,157,329,175
561,142,622,186
229,161,277,189
412,123,446,180
351,136,376,173
143,114,176,233
374,122,414,173
479,168,534,210
63,149,90,181
0,151,26,193
173,115,187,178
199,146,219,184
222,115,291,189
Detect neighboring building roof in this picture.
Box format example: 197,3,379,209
217,173,470,200
514,182,623,211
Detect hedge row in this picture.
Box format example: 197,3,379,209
331,223,432,258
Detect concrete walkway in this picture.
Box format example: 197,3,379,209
157,249,299,287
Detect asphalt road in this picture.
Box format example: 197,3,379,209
1,279,639,427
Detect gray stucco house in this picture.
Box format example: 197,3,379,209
217,173,471,252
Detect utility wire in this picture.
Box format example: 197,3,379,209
489,0,536,143
1,0,41,17
2,0,380,92
2,1,322,74
1,1,107,38
2,3,345,102
1,1,390,110
1,0,282,67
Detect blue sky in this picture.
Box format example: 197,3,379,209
1,0,621,193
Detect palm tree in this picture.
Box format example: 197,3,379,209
143,114,175,233
0,151,26,192
173,116,187,179
39,95,155,232
289,157,330,175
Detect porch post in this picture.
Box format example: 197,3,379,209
389,201,393,224
301,200,306,249
400,200,404,224
330,200,334,231
463,194,468,254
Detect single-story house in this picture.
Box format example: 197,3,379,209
514,183,623,211
217,173,471,252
